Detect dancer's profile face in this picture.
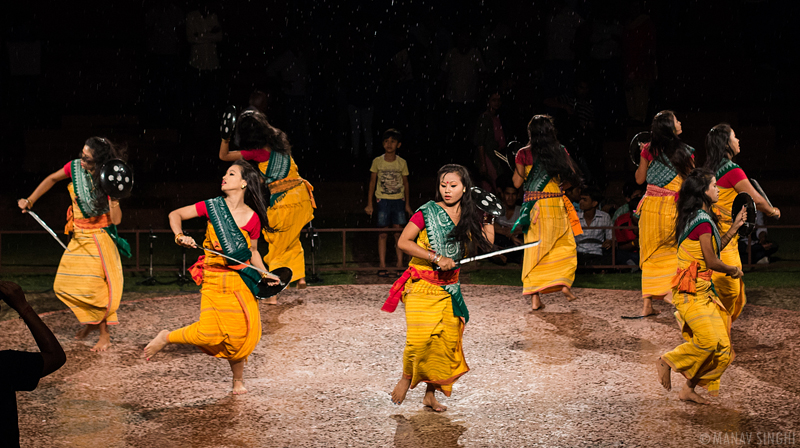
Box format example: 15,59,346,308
705,176,719,204
729,129,740,156
80,146,96,173
439,172,464,206
673,115,682,135
221,165,246,193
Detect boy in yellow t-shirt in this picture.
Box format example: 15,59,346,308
365,129,412,276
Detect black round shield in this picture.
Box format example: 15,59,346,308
629,131,651,167
470,186,505,217
732,192,756,237
256,267,293,299
98,159,134,199
220,105,238,140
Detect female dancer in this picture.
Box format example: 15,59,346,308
18,137,128,351
511,115,583,311
634,111,694,317
219,110,315,299
144,160,280,394
382,164,494,412
704,123,781,322
656,168,746,403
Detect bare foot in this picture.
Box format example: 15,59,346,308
422,391,447,412
562,286,578,302
297,278,307,290
144,330,170,360
531,294,544,311
75,324,98,340
264,295,278,305
390,378,411,405
91,333,112,352
678,383,709,404
656,357,671,391
232,379,248,395
642,298,661,317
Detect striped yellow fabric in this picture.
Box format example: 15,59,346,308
712,186,746,322
521,177,577,295
663,237,732,397
261,158,315,282
638,175,682,298
402,230,469,396
54,184,123,325
169,223,262,362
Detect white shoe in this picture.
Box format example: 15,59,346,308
757,256,769,264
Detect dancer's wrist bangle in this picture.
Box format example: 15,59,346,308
175,233,185,245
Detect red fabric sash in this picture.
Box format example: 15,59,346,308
381,266,460,313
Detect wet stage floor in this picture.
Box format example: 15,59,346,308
5,286,799,447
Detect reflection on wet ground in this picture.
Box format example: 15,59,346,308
392,412,466,448
5,285,799,447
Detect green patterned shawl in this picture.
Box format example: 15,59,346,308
645,145,695,187
714,159,741,181
70,159,108,217
70,159,131,257
511,161,551,233
679,209,721,256
418,201,469,323
205,197,261,297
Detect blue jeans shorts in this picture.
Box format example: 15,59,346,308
376,199,408,227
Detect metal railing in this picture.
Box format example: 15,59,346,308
0,225,797,273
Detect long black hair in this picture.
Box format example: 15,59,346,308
435,164,494,255
649,110,693,177
527,115,582,186
232,159,275,234
84,136,126,211
703,123,734,173
674,168,718,245
235,110,292,155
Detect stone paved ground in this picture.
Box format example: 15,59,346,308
5,285,799,447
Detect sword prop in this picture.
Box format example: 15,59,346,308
439,241,540,269
749,178,775,209
26,211,69,251
192,245,283,282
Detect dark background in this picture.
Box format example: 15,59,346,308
1,0,798,230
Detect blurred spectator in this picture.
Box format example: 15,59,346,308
613,182,645,269
143,1,184,125
623,1,657,124
245,90,270,115
440,31,486,159
575,186,612,265
543,1,584,97
0,281,66,447
493,176,524,264
186,2,222,105
474,90,508,193
345,36,377,159
739,211,779,264
267,39,312,151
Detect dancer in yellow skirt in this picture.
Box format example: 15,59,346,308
382,164,494,412
220,110,315,301
511,115,583,311
18,137,129,351
656,168,746,403
703,123,781,322
633,111,695,317
144,160,280,394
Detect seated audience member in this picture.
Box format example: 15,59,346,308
613,182,644,269
738,210,779,264
0,281,66,447
493,177,523,264
575,186,612,265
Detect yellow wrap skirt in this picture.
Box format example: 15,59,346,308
169,269,262,362
521,179,578,295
